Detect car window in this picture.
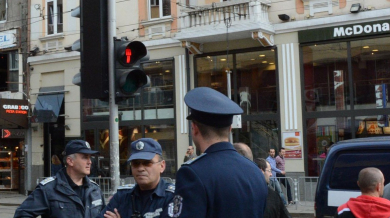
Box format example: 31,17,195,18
330,151,390,189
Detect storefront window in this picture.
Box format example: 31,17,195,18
82,60,174,122
196,54,233,96
355,115,390,137
351,38,390,110
143,124,176,178
302,42,350,111
306,117,352,176
237,120,279,159
237,50,277,114
196,49,280,158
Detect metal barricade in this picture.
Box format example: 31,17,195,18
297,176,319,206
271,177,298,210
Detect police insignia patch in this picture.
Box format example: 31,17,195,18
40,177,56,185
136,141,144,150
168,195,183,217
85,141,91,149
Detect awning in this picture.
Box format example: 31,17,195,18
0,99,29,128
32,86,65,123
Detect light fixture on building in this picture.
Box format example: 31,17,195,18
350,3,361,13
30,46,39,56
64,125,71,130
278,14,290,21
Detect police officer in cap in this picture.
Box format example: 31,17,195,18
14,140,105,218
165,87,268,218
99,138,175,218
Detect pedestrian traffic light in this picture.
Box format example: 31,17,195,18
115,40,150,99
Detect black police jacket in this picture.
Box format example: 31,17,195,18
98,178,175,218
14,168,105,218
165,142,268,218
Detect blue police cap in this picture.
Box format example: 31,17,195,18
185,87,243,128
63,140,99,156
128,138,163,161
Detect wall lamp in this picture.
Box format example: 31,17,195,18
64,125,70,130
350,3,361,13
278,14,290,21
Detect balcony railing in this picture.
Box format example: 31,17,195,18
180,0,271,29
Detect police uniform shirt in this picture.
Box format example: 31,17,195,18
167,142,268,218
64,171,88,204
99,178,175,218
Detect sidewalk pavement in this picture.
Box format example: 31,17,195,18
0,191,315,217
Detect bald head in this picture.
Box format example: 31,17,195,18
233,143,253,161
358,167,385,196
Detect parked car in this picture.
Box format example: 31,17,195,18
315,137,390,218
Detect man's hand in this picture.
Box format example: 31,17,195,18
281,171,286,175
104,208,121,218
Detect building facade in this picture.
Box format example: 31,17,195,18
0,0,29,193
20,0,390,192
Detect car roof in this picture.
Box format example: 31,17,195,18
328,136,390,155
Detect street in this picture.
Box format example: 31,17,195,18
0,204,18,218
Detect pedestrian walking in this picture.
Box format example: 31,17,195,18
276,148,295,205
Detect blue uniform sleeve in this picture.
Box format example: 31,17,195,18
14,185,50,218
97,192,121,218
167,166,207,218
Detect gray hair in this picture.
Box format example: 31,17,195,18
63,154,76,166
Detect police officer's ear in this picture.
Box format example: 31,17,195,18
159,159,166,174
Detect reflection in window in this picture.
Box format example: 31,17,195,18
47,0,63,35
0,0,6,21
196,54,233,96
302,42,349,111
8,51,18,92
351,38,390,109
237,120,279,159
237,50,277,114
355,116,390,137
150,0,171,19
306,117,351,176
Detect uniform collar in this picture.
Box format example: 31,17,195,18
57,167,90,188
204,141,235,153
132,178,167,198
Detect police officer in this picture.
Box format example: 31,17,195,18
166,87,268,218
99,138,175,218
14,140,105,218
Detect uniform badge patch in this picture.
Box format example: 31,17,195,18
136,141,144,150
85,141,91,149
168,195,183,217
40,177,56,185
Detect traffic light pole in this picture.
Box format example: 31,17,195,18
108,0,120,193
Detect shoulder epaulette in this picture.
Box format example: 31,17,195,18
117,184,135,190
89,179,99,187
166,184,175,193
40,177,56,185
183,153,207,165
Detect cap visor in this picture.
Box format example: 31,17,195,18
127,152,156,162
186,114,193,120
78,149,99,155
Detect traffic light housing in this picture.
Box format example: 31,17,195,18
115,40,150,99
71,0,109,100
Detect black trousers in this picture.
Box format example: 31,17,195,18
276,173,292,202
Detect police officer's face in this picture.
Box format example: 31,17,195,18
68,153,92,176
131,154,165,190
